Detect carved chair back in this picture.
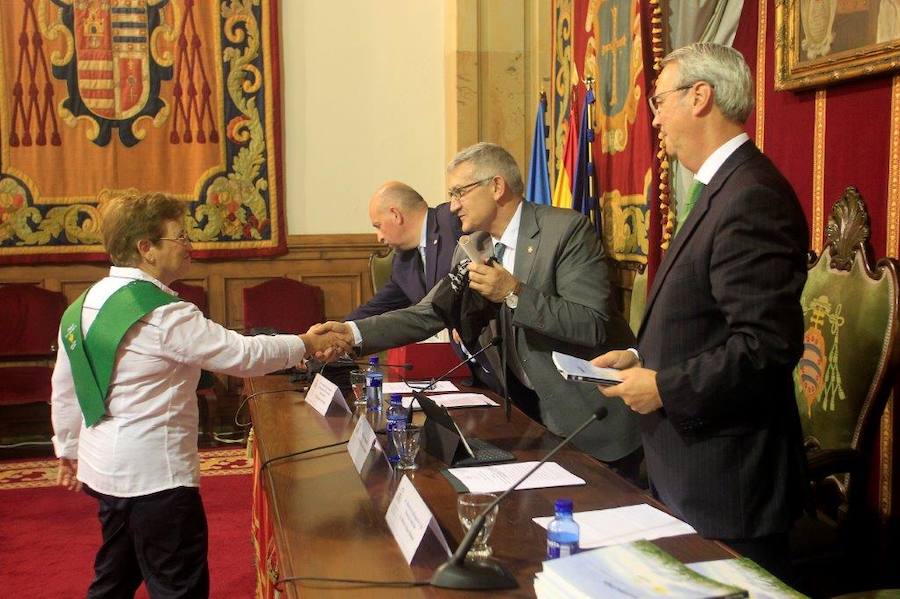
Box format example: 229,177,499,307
793,187,900,521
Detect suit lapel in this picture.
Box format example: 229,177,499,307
640,141,760,338
515,201,540,283
424,207,439,289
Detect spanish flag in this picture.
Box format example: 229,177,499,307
552,93,577,209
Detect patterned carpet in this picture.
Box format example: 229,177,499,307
0,447,252,490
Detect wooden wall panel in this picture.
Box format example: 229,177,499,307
0,234,382,333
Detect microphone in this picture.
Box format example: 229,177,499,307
419,336,501,392
458,235,493,264
430,405,610,590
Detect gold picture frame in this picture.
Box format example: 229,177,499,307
775,0,900,91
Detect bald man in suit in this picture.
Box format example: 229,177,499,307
346,181,461,320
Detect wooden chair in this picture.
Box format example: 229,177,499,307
792,187,900,593
242,277,325,334
0,284,68,442
369,247,394,293
0,284,68,406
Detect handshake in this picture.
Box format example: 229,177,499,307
299,321,355,362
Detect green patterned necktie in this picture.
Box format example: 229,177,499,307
675,180,705,235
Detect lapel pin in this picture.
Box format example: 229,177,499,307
527,246,534,254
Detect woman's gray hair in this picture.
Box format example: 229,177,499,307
447,142,524,197
662,43,753,123
98,190,185,267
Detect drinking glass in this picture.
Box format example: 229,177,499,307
391,425,422,471
349,370,367,405
457,493,499,560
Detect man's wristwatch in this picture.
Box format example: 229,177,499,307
504,281,522,309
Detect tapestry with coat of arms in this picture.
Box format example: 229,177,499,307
0,0,286,264
551,0,663,267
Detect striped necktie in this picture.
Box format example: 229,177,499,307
675,180,705,235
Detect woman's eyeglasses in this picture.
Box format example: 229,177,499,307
158,233,191,246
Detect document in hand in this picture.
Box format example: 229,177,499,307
532,503,696,548
551,351,622,386
533,540,748,599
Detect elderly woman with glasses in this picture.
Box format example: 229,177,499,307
51,190,349,598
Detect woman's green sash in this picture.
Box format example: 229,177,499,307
60,280,180,427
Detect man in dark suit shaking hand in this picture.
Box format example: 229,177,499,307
346,181,461,321
593,43,809,579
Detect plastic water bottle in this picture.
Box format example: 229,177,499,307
385,393,408,465
546,498,579,559
364,356,383,412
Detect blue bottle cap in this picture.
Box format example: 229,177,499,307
390,393,403,404
554,498,574,514
369,356,378,365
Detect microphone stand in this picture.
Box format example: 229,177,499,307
349,360,413,370
500,309,511,423
420,337,501,392
429,406,609,590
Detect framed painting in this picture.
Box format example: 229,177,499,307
776,0,900,90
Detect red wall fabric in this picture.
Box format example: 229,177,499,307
733,1,896,256
823,78,893,253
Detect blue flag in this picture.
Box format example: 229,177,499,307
526,95,551,205
572,88,601,236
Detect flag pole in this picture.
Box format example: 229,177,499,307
584,76,599,233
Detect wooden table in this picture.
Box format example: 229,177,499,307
247,375,734,598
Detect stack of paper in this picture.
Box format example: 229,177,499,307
532,503,696,548
445,462,586,494
687,559,809,599
400,392,498,410
533,540,748,598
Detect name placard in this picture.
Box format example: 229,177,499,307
347,415,377,473
385,476,451,564
305,373,351,416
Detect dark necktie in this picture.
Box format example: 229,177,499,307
494,241,506,264
414,249,425,289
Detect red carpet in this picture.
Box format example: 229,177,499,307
0,451,256,597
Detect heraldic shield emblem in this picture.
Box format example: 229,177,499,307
797,295,845,418
792,187,899,452
0,0,287,263
51,0,171,147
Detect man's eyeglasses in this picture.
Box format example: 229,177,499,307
648,84,694,116
448,177,493,202
158,233,191,246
